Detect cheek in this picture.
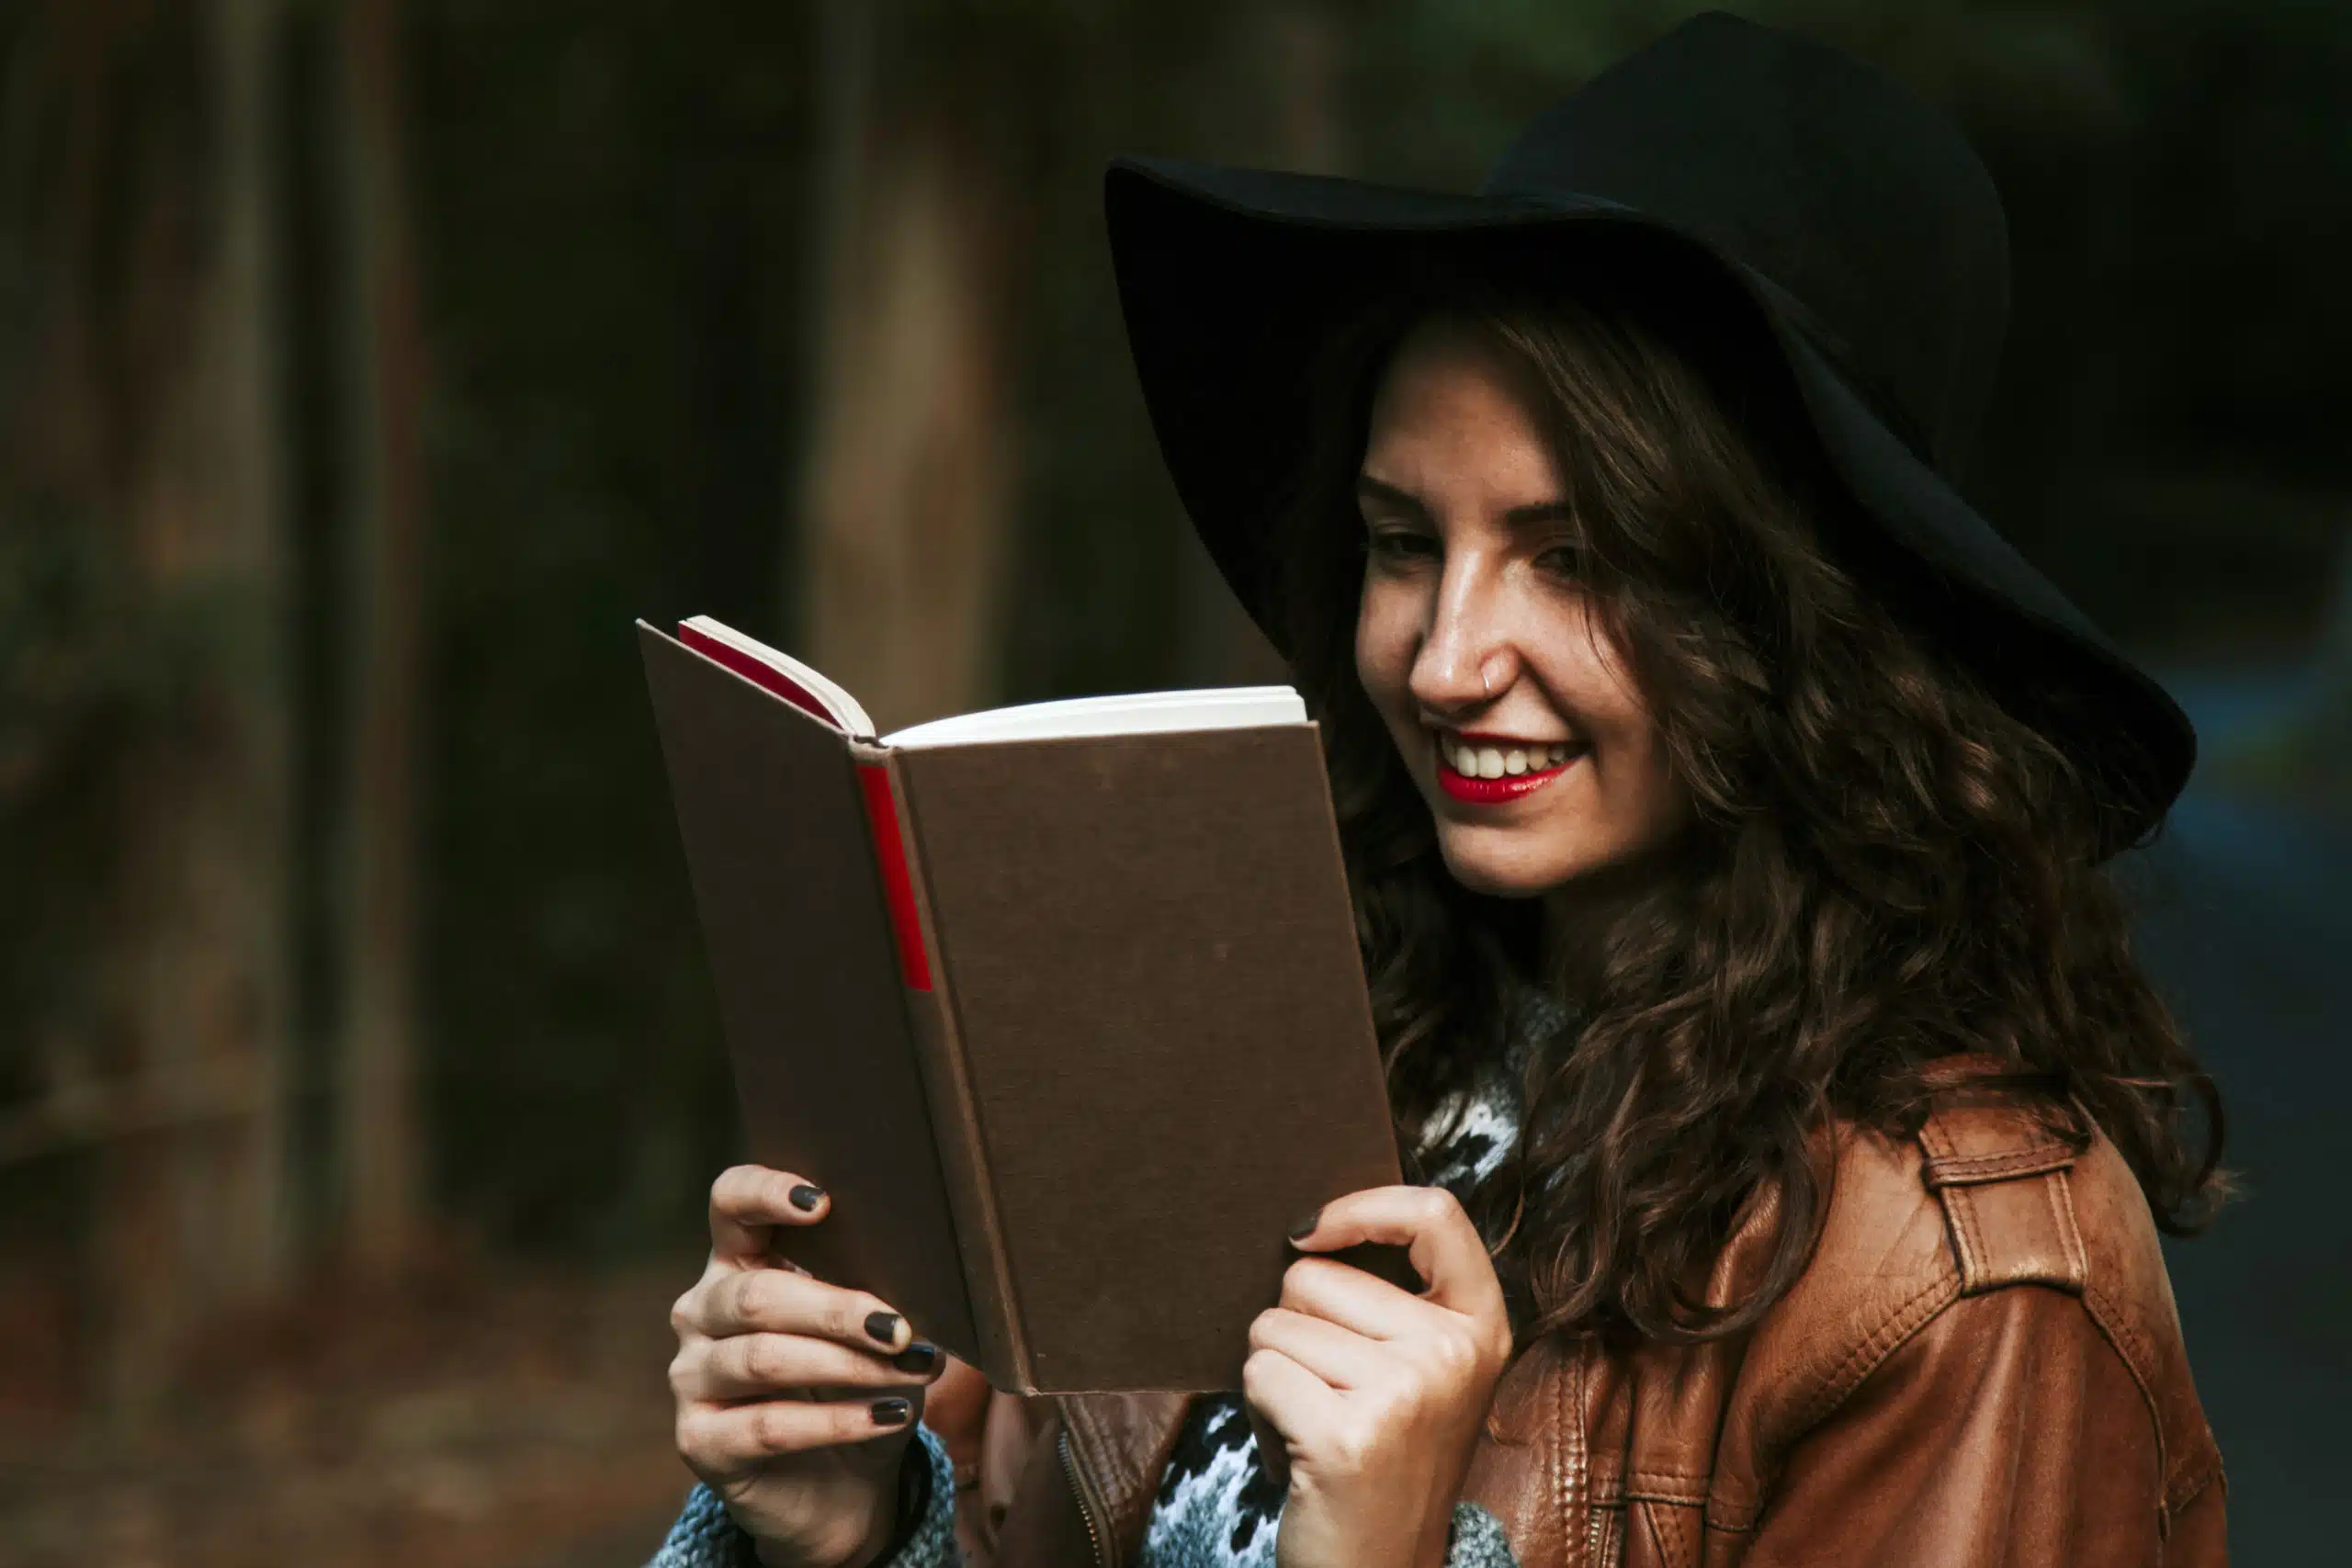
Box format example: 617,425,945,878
1590,709,1690,851
1353,585,1414,713
1598,724,1671,811
1532,645,1688,847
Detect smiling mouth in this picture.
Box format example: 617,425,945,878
1434,732,1589,804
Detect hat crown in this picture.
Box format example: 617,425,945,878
1101,14,2195,844
1483,12,2009,478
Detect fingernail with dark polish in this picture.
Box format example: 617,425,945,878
865,1310,901,1346
1287,1207,1321,1242
788,1183,824,1213
892,1340,939,1375
870,1397,911,1427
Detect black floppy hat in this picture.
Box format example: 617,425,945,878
1104,10,2193,859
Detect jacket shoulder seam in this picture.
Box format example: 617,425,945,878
1781,1268,1962,1439
2166,1448,2225,1520
1713,1283,2204,1540
2079,1276,2220,1518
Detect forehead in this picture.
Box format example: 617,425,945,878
1362,316,1565,503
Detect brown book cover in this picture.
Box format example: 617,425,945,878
638,617,1406,1393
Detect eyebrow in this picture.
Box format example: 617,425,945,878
1354,474,1574,527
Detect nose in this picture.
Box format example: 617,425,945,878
1409,559,1514,718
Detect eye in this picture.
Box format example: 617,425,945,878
1363,525,1440,566
1533,541,1586,579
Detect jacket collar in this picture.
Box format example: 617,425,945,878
1056,1390,1196,1565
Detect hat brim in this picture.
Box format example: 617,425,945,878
1104,155,2194,856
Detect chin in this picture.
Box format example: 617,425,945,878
1435,827,1601,898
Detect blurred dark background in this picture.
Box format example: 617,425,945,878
1,2,2345,1563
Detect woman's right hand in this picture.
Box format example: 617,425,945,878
670,1165,949,1568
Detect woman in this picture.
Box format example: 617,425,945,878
651,16,2228,1568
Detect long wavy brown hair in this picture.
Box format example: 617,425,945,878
1270,233,2228,1348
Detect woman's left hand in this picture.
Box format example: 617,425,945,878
1243,1184,1514,1568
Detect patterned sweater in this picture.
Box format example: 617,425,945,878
649,987,1571,1568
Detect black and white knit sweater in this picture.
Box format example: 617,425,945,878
648,987,1572,1568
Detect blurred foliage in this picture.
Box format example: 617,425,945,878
6,0,2349,1262
0,0,261,1144
2218,699,2352,814
405,0,820,1252
2212,540,2352,813
272,0,2352,1250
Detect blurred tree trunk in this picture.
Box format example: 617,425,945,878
114,0,295,1422
795,5,1035,732
331,0,426,1276
4,0,300,1427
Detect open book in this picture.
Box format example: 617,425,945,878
638,616,1406,1393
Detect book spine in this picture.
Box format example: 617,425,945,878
854,764,932,991
854,746,1031,1392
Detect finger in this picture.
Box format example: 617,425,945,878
1241,1345,1341,1467
679,1331,949,1403
690,1266,916,1354
1243,1400,1291,1495
1275,1253,1432,1341
1289,1185,1504,1324
678,1387,925,1470
708,1165,831,1262
1246,1305,1386,1393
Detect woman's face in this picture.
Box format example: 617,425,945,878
1353,314,1691,898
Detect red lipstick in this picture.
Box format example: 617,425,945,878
1435,732,1586,804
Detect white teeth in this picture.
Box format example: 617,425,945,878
1438,735,1582,776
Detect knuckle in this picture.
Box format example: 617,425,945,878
1430,1327,1477,1379
752,1401,797,1454
743,1334,795,1388
1331,1416,1378,1470
741,1269,790,1325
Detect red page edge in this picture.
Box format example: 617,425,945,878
673,619,932,992
856,763,933,992
678,621,838,728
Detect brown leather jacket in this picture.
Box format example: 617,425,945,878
924,1089,2227,1568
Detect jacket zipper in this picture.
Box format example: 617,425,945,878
1057,1424,1111,1568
